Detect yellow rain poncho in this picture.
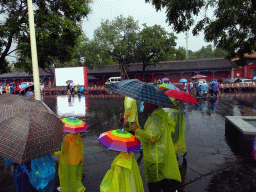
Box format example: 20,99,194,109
54,133,85,192
168,98,187,155
100,152,144,192
123,96,139,132
135,108,181,183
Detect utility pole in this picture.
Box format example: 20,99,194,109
186,31,189,60
27,0,41,100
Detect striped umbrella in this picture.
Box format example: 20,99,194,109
98,129,141,153
62,117,87,133
158,83,180,91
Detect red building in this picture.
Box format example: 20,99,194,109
232,54,256,79
0,58,235,86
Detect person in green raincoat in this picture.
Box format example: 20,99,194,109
168,97,187,157
100,151,144,192
54,133,85,192
123,96,139,133
131,102,181,192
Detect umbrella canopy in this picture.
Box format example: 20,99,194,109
106,79,177,109
191,74,207,79
66,80,73,84
62,117,87,133
179,79,187,82
0,94,64,164
165,90,198,104
253,77,256,80
98,129,141,153
158,83,180,91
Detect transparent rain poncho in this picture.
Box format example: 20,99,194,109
100,152,144,192
54,133,85,192
123,97,139,132
135,108,181,183
168,98,187,155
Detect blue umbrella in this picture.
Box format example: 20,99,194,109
106,79,177,109
179,79,187,83
253,77,256,80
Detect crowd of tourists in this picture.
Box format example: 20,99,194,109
189,79,220,98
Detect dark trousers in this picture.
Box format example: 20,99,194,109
148,179,179,192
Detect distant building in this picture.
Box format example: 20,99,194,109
0,58,235,85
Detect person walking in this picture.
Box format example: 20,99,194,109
131,102,181,192
54,132,85,192
67,84,71,94
189,81,194,94
183,82,188,93
209,79,217,97
168,98,187,159
123,96,139,133
196,82,202,98
100,150,144,192
4,154,56,192
202,81,208,97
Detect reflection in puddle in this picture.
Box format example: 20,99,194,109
56,94,89,117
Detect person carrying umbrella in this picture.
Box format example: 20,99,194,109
123,96,140,133
131,103,181,192
167,97,187,159
54,117,86,192
99,129,144,192
106,79,181,192
209,79,217,97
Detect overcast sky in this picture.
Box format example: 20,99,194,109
6,0,215,63
82,0,215,51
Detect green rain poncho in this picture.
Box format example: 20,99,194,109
123,96,139,132
54,133,85,192
135,108,181,183
168,98,187,155
100,152,144,192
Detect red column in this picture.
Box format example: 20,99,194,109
83,67,88,94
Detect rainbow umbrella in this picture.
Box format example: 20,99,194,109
98,129,141,153
61,117,87,133
158,83,180,91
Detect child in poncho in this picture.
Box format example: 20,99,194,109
55,133,85,192
100,151,144,192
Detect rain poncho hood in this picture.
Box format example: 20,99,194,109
168,98,187,155
100,152,144,192
123,96,139,131
54,133,85,192
135,108,181,183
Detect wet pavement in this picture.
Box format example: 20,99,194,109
2,92,256,191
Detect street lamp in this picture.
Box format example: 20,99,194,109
27,0,41,100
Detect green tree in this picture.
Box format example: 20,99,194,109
135,24,177,81
93,15,140,79
0,0,92,74
145,0,256,59
175,47,186,60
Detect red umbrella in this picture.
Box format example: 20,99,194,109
165,90,198,104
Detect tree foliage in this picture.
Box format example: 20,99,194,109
135,24,177,81
93,15,140,79
0,0,92,73
146,0,256,59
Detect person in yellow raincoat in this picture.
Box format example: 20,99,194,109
123,96,139,133
168,98,187,157
131,102,181,192
100,151,144,192
54,133,85,192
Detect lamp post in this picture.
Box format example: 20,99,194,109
27,0,41,100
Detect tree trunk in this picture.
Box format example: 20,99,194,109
119,61,126,80
0,35,13,73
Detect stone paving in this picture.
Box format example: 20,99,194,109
2,93,256,191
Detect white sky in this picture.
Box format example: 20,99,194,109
82,0,215,51
6,0,215,63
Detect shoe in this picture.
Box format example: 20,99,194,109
57,186,61,192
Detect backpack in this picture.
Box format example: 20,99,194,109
22,154,56,190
